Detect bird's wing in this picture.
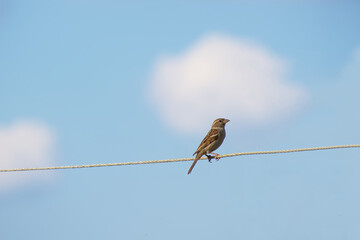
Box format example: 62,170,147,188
193,128,219,155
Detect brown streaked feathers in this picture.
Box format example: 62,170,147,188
187,118,229,174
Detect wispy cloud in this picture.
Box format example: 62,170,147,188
0,120,57,193
149,34,307,133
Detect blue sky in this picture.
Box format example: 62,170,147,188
1,1,360,239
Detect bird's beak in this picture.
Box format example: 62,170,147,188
224,119,230,123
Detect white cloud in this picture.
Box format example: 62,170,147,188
0,120,57,193
149,34,307,133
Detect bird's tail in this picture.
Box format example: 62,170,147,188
187,152,202,174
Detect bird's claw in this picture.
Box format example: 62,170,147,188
206,154,214,163
210,153,221,161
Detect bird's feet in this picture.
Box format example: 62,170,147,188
205,154,214,163
210,153,221,161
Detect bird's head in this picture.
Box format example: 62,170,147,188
212,118,230,128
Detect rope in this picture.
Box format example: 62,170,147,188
0,144,359,172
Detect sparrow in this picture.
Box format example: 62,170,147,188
188,118,230,174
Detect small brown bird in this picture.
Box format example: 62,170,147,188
188,118,230,174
